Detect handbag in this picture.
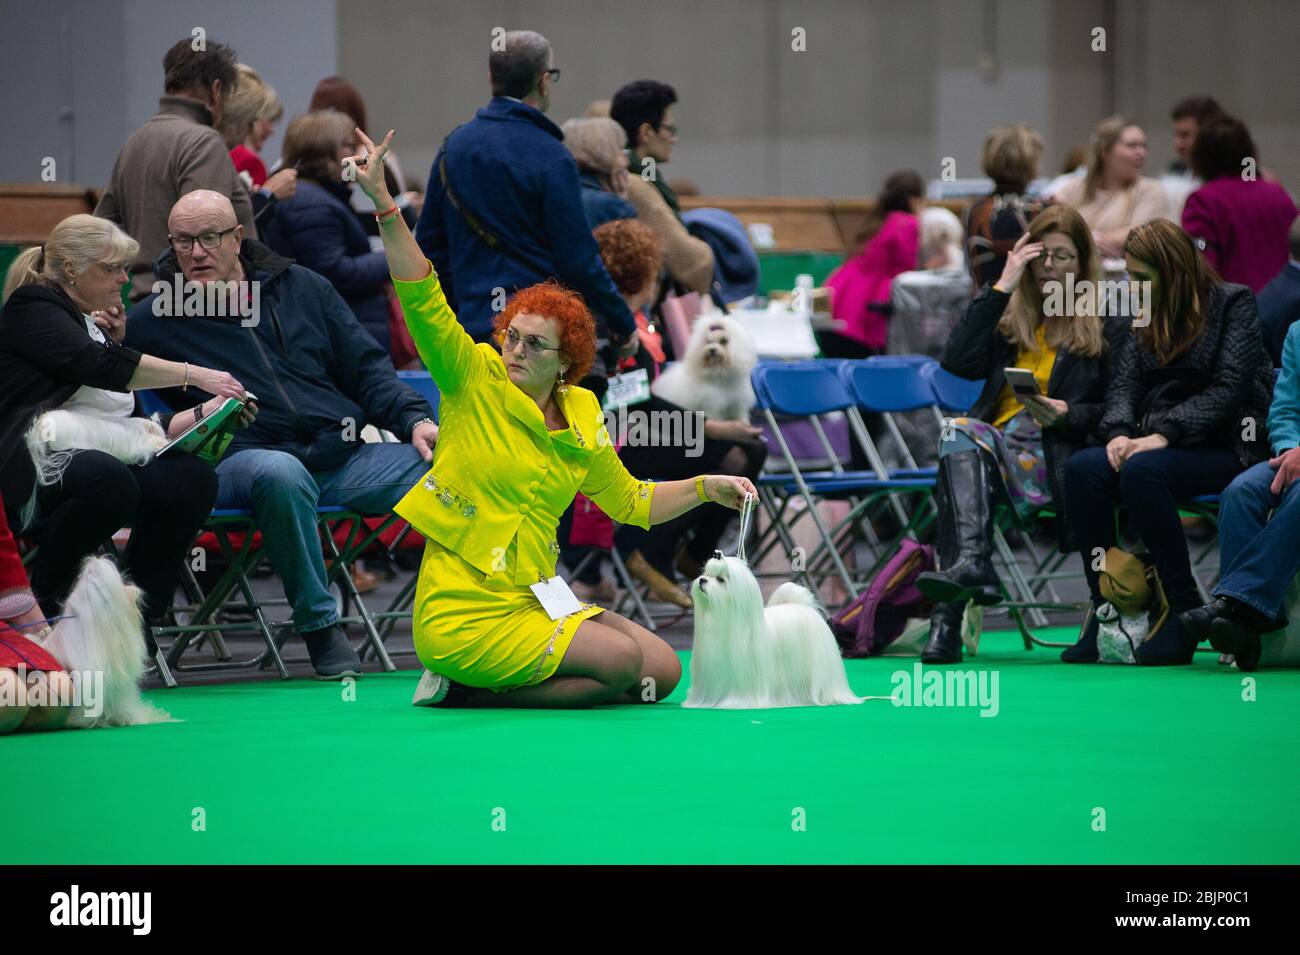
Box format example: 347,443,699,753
1137,366,1212,444
1098,546,1170,660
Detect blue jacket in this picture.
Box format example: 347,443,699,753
414,97,635,341
262,179,391,350
1257,262,1300,367
126,240,433,472
1270,321,1300,454
682,207,760,302
578,172,637,230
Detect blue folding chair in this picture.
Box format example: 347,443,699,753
751,361,934,595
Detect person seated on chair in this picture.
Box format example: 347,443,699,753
1062,219,1274,666
916,205,1121,664
0,214,247,646
349,127,756,709
1180,320,1300,670
124,190,437,679
597,217,767,608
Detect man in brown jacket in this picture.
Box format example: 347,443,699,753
96,37,256,301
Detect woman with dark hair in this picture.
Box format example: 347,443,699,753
262,110,393,350
1182,114,1298,292
823,170,925,359
1062,219,1274,665
349,129,756,709
915,205,1119,663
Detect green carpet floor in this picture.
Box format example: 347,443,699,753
3,628,1298,864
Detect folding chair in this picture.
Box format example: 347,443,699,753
750,361,935,596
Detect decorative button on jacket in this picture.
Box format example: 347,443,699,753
392,266,656,586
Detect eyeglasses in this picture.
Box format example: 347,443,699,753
96,261,128,275
659,122,679,137
543,68,561,83
169,226,239,253
500,326,559,357
1034,250,1079,265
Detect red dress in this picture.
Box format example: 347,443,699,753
0,623,63,672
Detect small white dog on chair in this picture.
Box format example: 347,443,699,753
685,552,868,709
651,312,758,421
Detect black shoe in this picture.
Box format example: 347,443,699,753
921,602,964,664
915,451,1002,607
303,625,362,680
1180,598,1266,672
1134,612,1199,666
1061,605,1101,663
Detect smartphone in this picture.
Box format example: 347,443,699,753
1003,367,1041,399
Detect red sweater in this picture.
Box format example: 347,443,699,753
1182,176,1298,292
231,144,268,187
826,211,919,348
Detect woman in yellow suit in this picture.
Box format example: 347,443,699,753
349,130,757,708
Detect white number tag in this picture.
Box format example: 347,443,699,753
529,575,584,620
602,367,651,410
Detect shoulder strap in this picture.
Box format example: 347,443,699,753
438,139,540,273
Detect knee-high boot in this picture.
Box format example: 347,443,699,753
916,450,1001,606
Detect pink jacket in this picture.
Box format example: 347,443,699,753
827,210,919,348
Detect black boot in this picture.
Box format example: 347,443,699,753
1179,597,1270,672
916,451,1002,606
1061,603,1101,663
922,601,964,664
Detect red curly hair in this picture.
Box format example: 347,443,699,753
593,218,663,295
492,280,598,383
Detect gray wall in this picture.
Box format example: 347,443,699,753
0,0,336,189
2,0,1297,196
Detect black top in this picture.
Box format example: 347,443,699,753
0,282,146,517
1099,282,1273,466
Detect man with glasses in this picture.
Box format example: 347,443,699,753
414,30,638,353
611,79,714,296
125,190,437,679
97,36,256,302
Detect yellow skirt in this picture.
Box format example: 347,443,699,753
411,538,604,690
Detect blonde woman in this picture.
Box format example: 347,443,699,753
220,64,296,220
915,205,1120,663
1051,117,1169,258
561,117,637,229
0,214,246,633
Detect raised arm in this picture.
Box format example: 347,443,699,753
346,128,483,396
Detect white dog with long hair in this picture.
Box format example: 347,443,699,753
685,551,865,709
651,312,758,420
38,557,173,729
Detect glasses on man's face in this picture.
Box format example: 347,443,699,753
1034,250,1079,265
500,326,559,358
659,122,679,137
544,67,561,83
169,226,238,253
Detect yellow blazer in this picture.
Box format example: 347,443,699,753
391,265,655,586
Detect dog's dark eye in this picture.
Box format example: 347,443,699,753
719,337,728,345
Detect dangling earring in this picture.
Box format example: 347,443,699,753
556,370,569,396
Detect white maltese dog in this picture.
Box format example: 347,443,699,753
685,553,865,709
39,557,174,729
652,312,758,420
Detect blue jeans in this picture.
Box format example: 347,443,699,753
214,443,428,632
1214,460,1300,622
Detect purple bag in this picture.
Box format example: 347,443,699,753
831,539,935,657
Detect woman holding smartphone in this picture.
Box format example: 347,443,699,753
915,205,1121,663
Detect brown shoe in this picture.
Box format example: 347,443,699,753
626,551,693,609
571,578,618,604
351,563,379,594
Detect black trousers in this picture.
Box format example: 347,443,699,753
29,450,218,620
1063,445,1244,611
